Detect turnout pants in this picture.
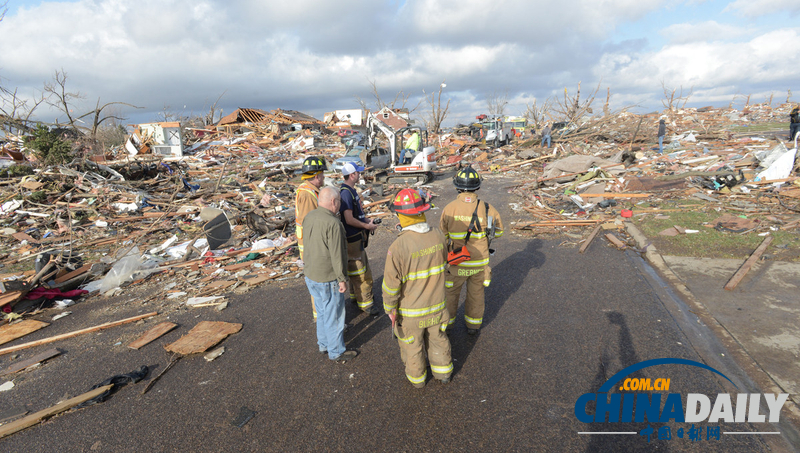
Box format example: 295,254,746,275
346,239,374,311
395,317,453,387
445,266,492,330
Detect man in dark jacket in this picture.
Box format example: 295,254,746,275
790,106,799,142
658,118,667,154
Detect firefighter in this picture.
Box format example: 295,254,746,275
440,166,504,335
383,188,452,388
339,163,379,315
296,155,327,321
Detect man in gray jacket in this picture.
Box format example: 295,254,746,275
302,186,358,362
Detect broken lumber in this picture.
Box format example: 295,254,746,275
724,236,773,291
605,233,626,249
0,348,61,377
165,321,242,355
128,322,178,350
0,320,50,346
0,384,113,439
579,224,602,253
0,312,157,356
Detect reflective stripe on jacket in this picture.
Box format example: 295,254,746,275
439,192,504,267
382,225,448,324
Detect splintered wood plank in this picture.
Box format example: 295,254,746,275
724,236,774,291
579,224,602,254
0,348,61,377
53,264,92,284
205,280,236,290
239,272,278,286
605,233,626,249
0,384,113,439
165,321,242,355
0,291,25,309
128,322,178,350
0,320,50,346
223,261,255,272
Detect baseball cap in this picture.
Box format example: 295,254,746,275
341,162,365,176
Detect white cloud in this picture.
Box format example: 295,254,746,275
724,0,800,18
660,21,748,44
594,28,800,110
0,0,797,126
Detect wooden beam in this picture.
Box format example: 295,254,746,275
0,348,61,377
605,233,626,249
724,236,773,291
579,224,603,253
0,384,113,439
0,312,157,356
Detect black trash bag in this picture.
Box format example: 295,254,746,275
77,365,149,408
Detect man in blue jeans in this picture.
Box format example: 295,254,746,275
302,186,358,362
540,123,551,148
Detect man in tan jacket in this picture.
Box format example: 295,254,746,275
296,156,327,321
440,166,504,335
383,188,452,388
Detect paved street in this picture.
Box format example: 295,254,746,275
1,175,795,452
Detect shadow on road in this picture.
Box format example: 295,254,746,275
344,277,388,350
583,311,663,451
450,239,546,374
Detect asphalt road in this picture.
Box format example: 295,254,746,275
0,174,794,452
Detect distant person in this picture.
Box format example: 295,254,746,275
540,123,551,148
790,106,800,142
658,117,667,154
302,186,357,363
399,131,420,164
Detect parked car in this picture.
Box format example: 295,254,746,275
341,133,366,151
333,146,391,173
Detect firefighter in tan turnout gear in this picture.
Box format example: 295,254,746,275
440,166,504,335
383,188,453,388
296,156,327,321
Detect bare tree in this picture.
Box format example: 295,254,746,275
1,86,46,134
523,98,553,130
553,81,600,124
787,89,792,103
42,70,141,150
78,97,142,142
43,69,84,129
486,90,508,117
422,80,450,134
661,81,693,111
354,78,420,113
1,1,7,22
204,91,227,126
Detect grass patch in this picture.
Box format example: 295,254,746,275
633,200,799,260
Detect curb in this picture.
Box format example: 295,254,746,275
624,222,800,436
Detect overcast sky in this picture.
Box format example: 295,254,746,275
1,0,798,129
